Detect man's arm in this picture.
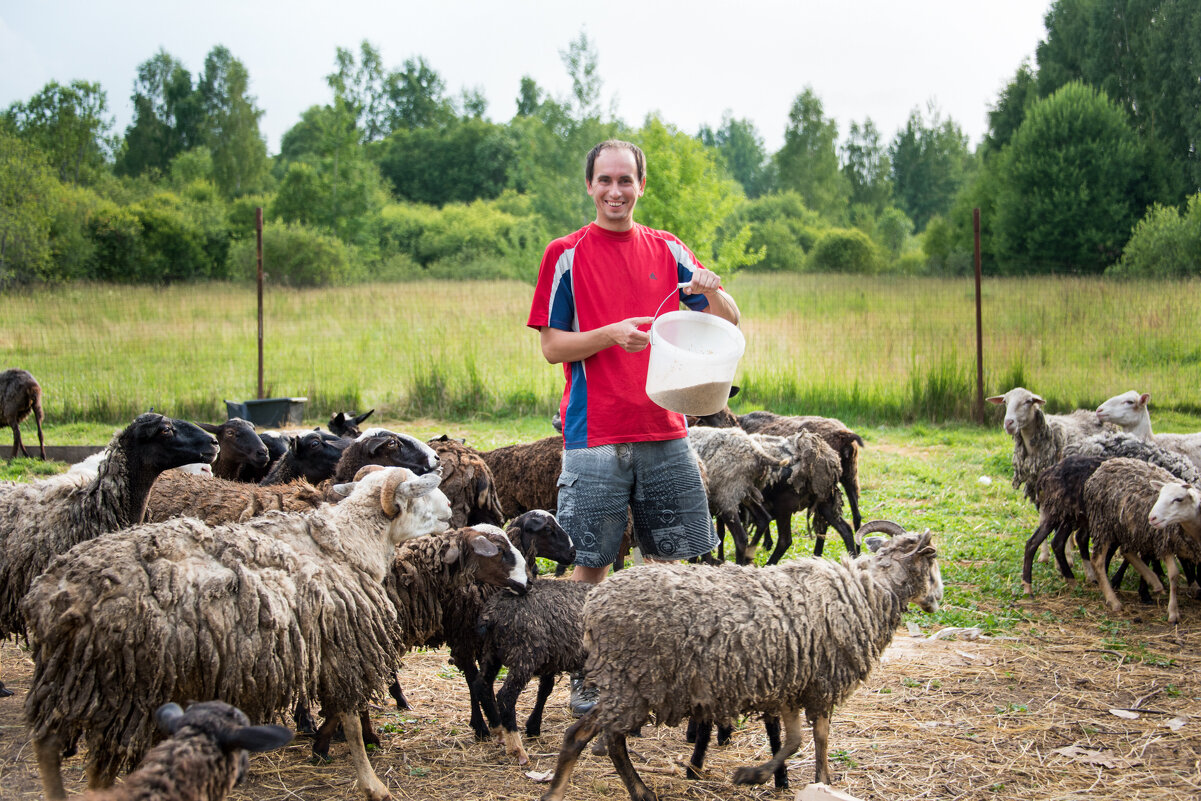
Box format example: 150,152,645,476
539,317,654,365
682,268,740,326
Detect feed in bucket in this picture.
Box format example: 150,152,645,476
645,311,745,416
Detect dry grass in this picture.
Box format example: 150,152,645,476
3,591,1200,801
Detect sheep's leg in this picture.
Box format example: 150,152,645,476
472,660,504,741
685,720,712,779
607,731,657,801
340,710,391,801
311,715,339,760
823,502,858,556
1165,556,1182,624
716,721,733,745
34,412,45,459
525,673,555,737
767,513,793,565
360,709,380,748
540,711,602,801
725,514,752,565
1076,528,1097,582
496,671,532,764
763,714,788,789
811,712,831,784
733,707,802,785
1023,520,1055,595
1049,524,1077,584
454,655,490,741
714,518,726,562
388,674,412,711
1121,551,1164,595
293,701,318,735
34,732,69,801
12,423,28,458
843,476,862,532
1091,546,1124,613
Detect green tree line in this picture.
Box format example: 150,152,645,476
3,2,1200,289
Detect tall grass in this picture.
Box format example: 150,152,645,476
1,274,1198,425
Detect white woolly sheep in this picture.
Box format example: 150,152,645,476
1,368,45,459
80,701,293,801
538,522,942,801
22,465,452,801
1096,390,1201,471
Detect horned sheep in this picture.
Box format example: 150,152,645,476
21,466,452,801
1,368,46,459
538,522,942,801
80,701,293,801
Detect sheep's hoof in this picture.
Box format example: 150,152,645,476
1021,581,1033,597
0,682,12,698
684,762,703,781
732,765,772,785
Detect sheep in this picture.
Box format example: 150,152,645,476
196,417,269,481
1022,455,1107,596
1063,431,1201,484
21,465,453,801
480,436,564,519
474,578,594,765
0,413,219,642
1,368,46,459
80,701,293,801
1096,390,1201,471
537,521,942,801
687,425,785,565
1083,458,1201,624
333,429,440,482
259,429,349,485
750,431,855,563
1149,480,1201,544
986,387,1110,504
145,471,327,526
427,435,506,528
329,409,375,438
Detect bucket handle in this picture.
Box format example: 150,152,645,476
649,282,692,345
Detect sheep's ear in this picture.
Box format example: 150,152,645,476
985,395,1004,405
353,409,375,425
331,482,355,497
1139,393,1151,407
155,703,185,734
1031,394,1046,407
218,723,294,753
397,470,442,499
1189,487,1201,506
197,422,222,434
864,536,888,553
728,385,740,399
467,531,500,558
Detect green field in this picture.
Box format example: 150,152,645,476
3,274,1198,426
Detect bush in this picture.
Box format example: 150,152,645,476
808,228,882,273
1109,193,1201,278
229,221,359,286
875,206,913,259
723,191,822,272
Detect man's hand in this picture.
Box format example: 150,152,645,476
608,316,653,353
681,269,722,298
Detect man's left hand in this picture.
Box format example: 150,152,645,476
681,270,721,297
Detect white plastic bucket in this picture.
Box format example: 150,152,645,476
645,310,746,416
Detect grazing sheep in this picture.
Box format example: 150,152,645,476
1,368,46,460
1096,390,1201,471
480,436,564,519
0,413,218,642
986,387,1110,504
475,578,593,765
145,471,327,525
427,435,505,528
22,466,453,801
688,426,785,564
196,418,269,482
333,429,440,482
329,409,375,438
751,431,855,563
259,429,349,485
538,522,942,801
80,701,293,801
1084,458,1201,624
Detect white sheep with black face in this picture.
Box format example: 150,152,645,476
1096,390,1201,471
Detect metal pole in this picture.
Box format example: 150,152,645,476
973,208,984,424
256,207,264,400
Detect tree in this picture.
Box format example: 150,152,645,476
560,31,603,122
458,87,488,119
0,131,58,284
383,56,454,130
118,49,205,177
326,41,389,140
982,61,1039,157
514,76,543,118
840,117,891,215
198,46,268,197
376,118,513,205
994,81,1144,272
889,103,971,232
4,80,114,185
698,112,772,198
773,87,849,221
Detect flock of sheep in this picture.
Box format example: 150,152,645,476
0,364,1196,801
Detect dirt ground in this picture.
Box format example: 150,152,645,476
2,593,1200,801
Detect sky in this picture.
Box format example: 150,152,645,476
0,0,1054,156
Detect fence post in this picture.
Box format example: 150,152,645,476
973,208,984,424
256,207,264,400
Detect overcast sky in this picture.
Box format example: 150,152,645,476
1,0,1053,156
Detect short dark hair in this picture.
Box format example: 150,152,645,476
585,139,646,184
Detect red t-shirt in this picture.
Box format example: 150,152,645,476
528,223,712,449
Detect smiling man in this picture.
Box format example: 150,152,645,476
527,139,741,715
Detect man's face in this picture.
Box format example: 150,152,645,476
587,147,645,231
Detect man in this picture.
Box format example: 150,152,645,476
527,139,740,714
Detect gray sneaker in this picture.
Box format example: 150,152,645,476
568,674,599,717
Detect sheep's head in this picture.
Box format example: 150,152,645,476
155,701,292,789
1096,390,1150,428
356,428,441,475
506,509,575,569
442,524,530,595
986,387,1044,437
1148,482,1201,531
334,465,452,544
329,408,375,438
858,520,942,614
199,417,270,471
120,413,220,473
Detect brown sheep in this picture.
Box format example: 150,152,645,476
1,368,45,459
428,435,505,527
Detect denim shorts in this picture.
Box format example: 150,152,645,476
556,438,717,568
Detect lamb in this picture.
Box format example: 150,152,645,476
0,413,219,642
1,367,46,459
1083,458,1201,624
22,465,453,801
474,578,594,765
537,521,942,801
80,701,293,801
1096,390,1201,471
427,435,506,527
986,387,1110,504
329,409,375,438
196,417,269,481
145,471,327,526
333,429,440,482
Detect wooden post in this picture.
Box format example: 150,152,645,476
973,208,984,424
256,207,264,400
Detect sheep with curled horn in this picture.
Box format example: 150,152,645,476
539,518,941,801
